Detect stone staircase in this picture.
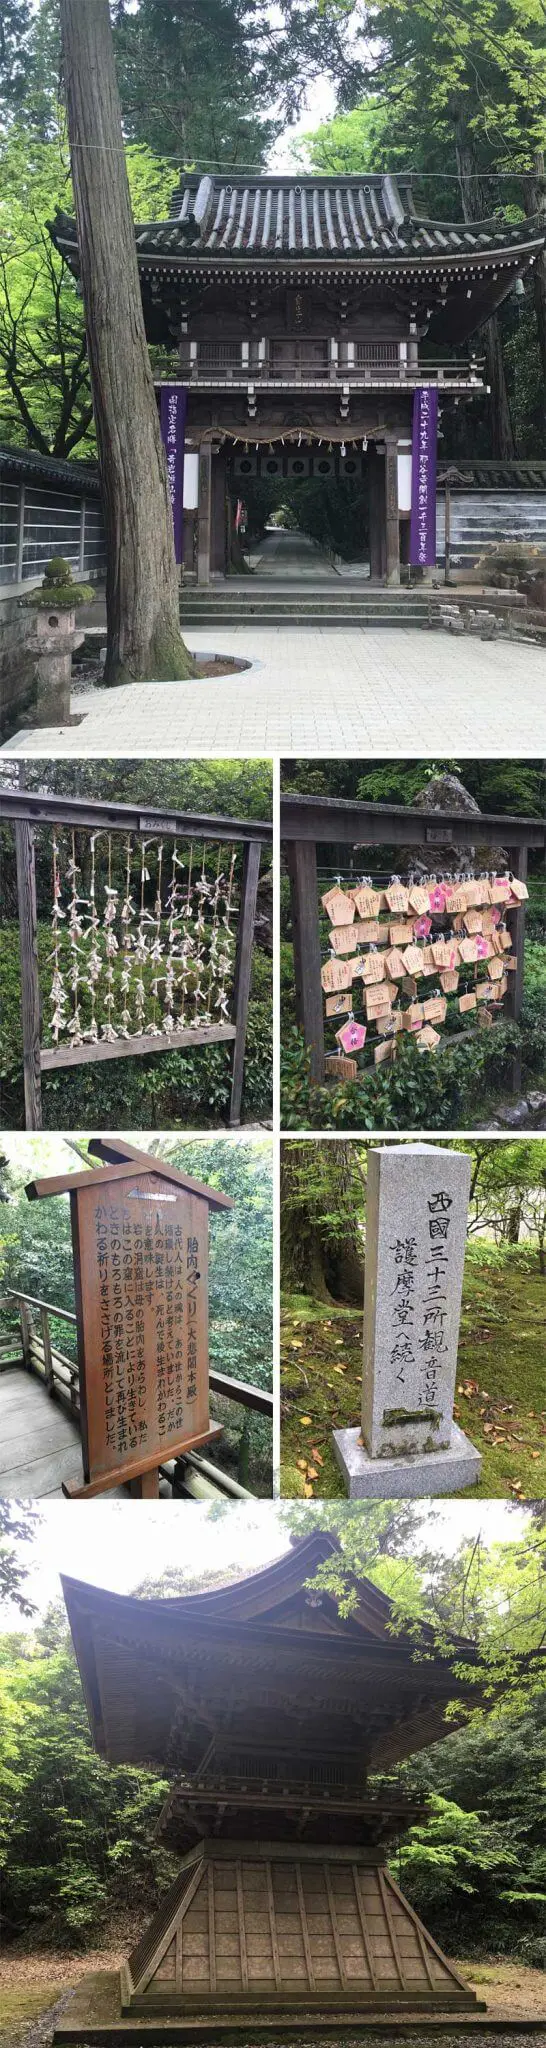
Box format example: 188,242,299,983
179,584,526,630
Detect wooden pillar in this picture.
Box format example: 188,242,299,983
129,1469,160,1498
19,1298,33,1369
197,440,212,584
40,1306,54,1393
15,819,42,1129
367,449,385,581
286,839,325,1084
385,438,400,585
505,844,528,1097
229,839,262,1127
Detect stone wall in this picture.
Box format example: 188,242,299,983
0,595,38,740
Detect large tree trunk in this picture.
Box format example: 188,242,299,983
523,152,546,446
454,121,516,460
59,0,194,682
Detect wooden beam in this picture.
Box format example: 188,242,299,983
286,839,325,1083
295,1864,316,1992
280,793,545,850
209,1369,273,1415
6,1289,77,1324
40,1023,236,1071
1,788,272,845
266,1862,282,1991
323,1864,347,1990
15,818,42,1129
87,1139,234,1209
61,1422,223,1498
229,838,262,1126
235,1861,249,1991
351,1865,378,1990
377,1866,405,1989
208,1863,216,1994
26,1151,234,1209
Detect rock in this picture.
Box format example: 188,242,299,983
527,1091,546,1120
497,1101,530,1128
401,772,509,877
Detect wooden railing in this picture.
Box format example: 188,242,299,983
185,349,484,389
1,1288,273,1498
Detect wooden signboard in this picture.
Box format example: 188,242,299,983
26,1139,233,1499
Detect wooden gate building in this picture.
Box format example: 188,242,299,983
61,1531,485,2027
51,174,544,585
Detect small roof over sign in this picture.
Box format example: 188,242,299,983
25,1136,234,1211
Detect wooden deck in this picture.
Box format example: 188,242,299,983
0,1368,84,1496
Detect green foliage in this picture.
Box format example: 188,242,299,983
299,0,546,455
280,1018,546,1132
0,1619,174,1945
398,1697,546,1959
0,129,176,457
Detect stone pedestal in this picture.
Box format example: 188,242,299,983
333,1144,481,1498
333,1419,481,1497
34,606,83,724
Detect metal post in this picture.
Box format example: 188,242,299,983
15,483,25,585
14,818,42,1129
79,497,86,576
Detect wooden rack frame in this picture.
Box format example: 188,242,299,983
281,794,545,1088
2,789,272,1130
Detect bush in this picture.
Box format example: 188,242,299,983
0,923,272,1128
280,1014,545,1132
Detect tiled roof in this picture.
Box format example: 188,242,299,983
0,442,101,492
438,459,546,490
159,171,541,260
51,173,544,271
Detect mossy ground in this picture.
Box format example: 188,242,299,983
280,1251,546,1501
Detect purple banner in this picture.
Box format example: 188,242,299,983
160,384,187,564
409,386,438,567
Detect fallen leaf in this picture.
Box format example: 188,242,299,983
303,1483,314,1498
299,1416,313,1426
307,1467,318,1481
296,1459,307,1472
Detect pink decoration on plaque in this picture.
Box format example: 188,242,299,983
490,907,501,925
414,914,432,938
428,884,447,913
337,1019,367,1054
476,934,489,960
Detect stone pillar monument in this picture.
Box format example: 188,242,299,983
333,1144,481,1497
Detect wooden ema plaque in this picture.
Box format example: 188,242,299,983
26,1139,232,1499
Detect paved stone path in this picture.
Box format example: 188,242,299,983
5,627,545,756
255,530,340,576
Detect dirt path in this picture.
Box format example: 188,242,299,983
1,1954,545,2048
